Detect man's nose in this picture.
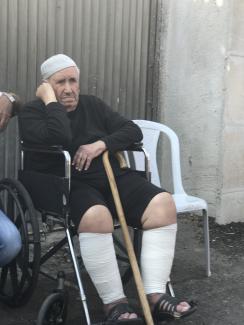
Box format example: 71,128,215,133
64,81,72,93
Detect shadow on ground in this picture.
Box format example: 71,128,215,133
1,215,244,325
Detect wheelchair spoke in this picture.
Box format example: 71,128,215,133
9,262,19,294
24,267,33,283
6,193,15,222
0,197,3,210
0,266,9,291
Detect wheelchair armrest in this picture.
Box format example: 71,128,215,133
129,143,150,178
115,143,143,169
123,142,143,152
21,142,64,154
20,142,71,189
114,142,151,181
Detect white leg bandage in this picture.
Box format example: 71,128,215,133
140,223,177,294
79,232,125,304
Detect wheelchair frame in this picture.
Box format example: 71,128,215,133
1,142,154,324
20,144,92,324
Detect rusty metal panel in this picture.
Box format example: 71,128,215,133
0,0,156,178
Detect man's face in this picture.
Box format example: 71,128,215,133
48,66,80,111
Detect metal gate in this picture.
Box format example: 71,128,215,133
0,0,159,178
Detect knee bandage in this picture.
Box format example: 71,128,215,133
140,223,177,294
79,232,125,304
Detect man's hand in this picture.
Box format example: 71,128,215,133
36,81,57,106
73,140,107,171
0,95,13,132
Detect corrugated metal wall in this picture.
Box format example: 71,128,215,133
0,0,158,179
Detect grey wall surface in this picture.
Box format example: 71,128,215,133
0,0,155,179
218,0,244,223
159,0,244,224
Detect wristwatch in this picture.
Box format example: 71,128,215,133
0,91,16,103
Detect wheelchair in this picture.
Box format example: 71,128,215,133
0,142,157,324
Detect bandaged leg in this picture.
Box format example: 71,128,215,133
140,223,177,294
79,232,125,304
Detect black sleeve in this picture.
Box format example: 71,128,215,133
18,100,72,147
94,97,143,153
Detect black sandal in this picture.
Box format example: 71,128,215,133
105,303,143,324
152,293,197,322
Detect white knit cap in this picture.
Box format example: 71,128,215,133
41,54,78,79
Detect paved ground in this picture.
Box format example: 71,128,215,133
1,215,244,325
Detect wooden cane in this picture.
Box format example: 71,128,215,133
102,151,154,325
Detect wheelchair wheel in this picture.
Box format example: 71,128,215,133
0,178,41,306
36,292,68,325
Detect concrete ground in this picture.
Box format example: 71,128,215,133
1,215,244,325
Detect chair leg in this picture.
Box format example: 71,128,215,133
203,209,211,277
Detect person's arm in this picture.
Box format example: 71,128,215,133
18,83,72,147
8,93,22,115
99,98,143,153
72,96,143,171
0,92,22,132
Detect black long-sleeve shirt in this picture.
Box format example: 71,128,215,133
18,95,143,179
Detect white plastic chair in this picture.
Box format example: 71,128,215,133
132,119,211,277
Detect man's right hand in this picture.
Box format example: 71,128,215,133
73,140,107,171
0,95,13,132
36,81,57,106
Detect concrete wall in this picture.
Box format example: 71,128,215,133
218,0,244,223
158,0,244,223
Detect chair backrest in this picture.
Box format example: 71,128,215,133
132,120,186,195
18,145,71,217
18,170,69,216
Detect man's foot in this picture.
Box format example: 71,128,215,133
148,293,191,313
148,293,197,321
104,298,143,323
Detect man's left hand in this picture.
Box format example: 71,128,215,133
73,140,107,171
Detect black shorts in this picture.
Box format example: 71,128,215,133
70,170,165,229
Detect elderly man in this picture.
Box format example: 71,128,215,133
18,54,196,323
0,92,22,266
